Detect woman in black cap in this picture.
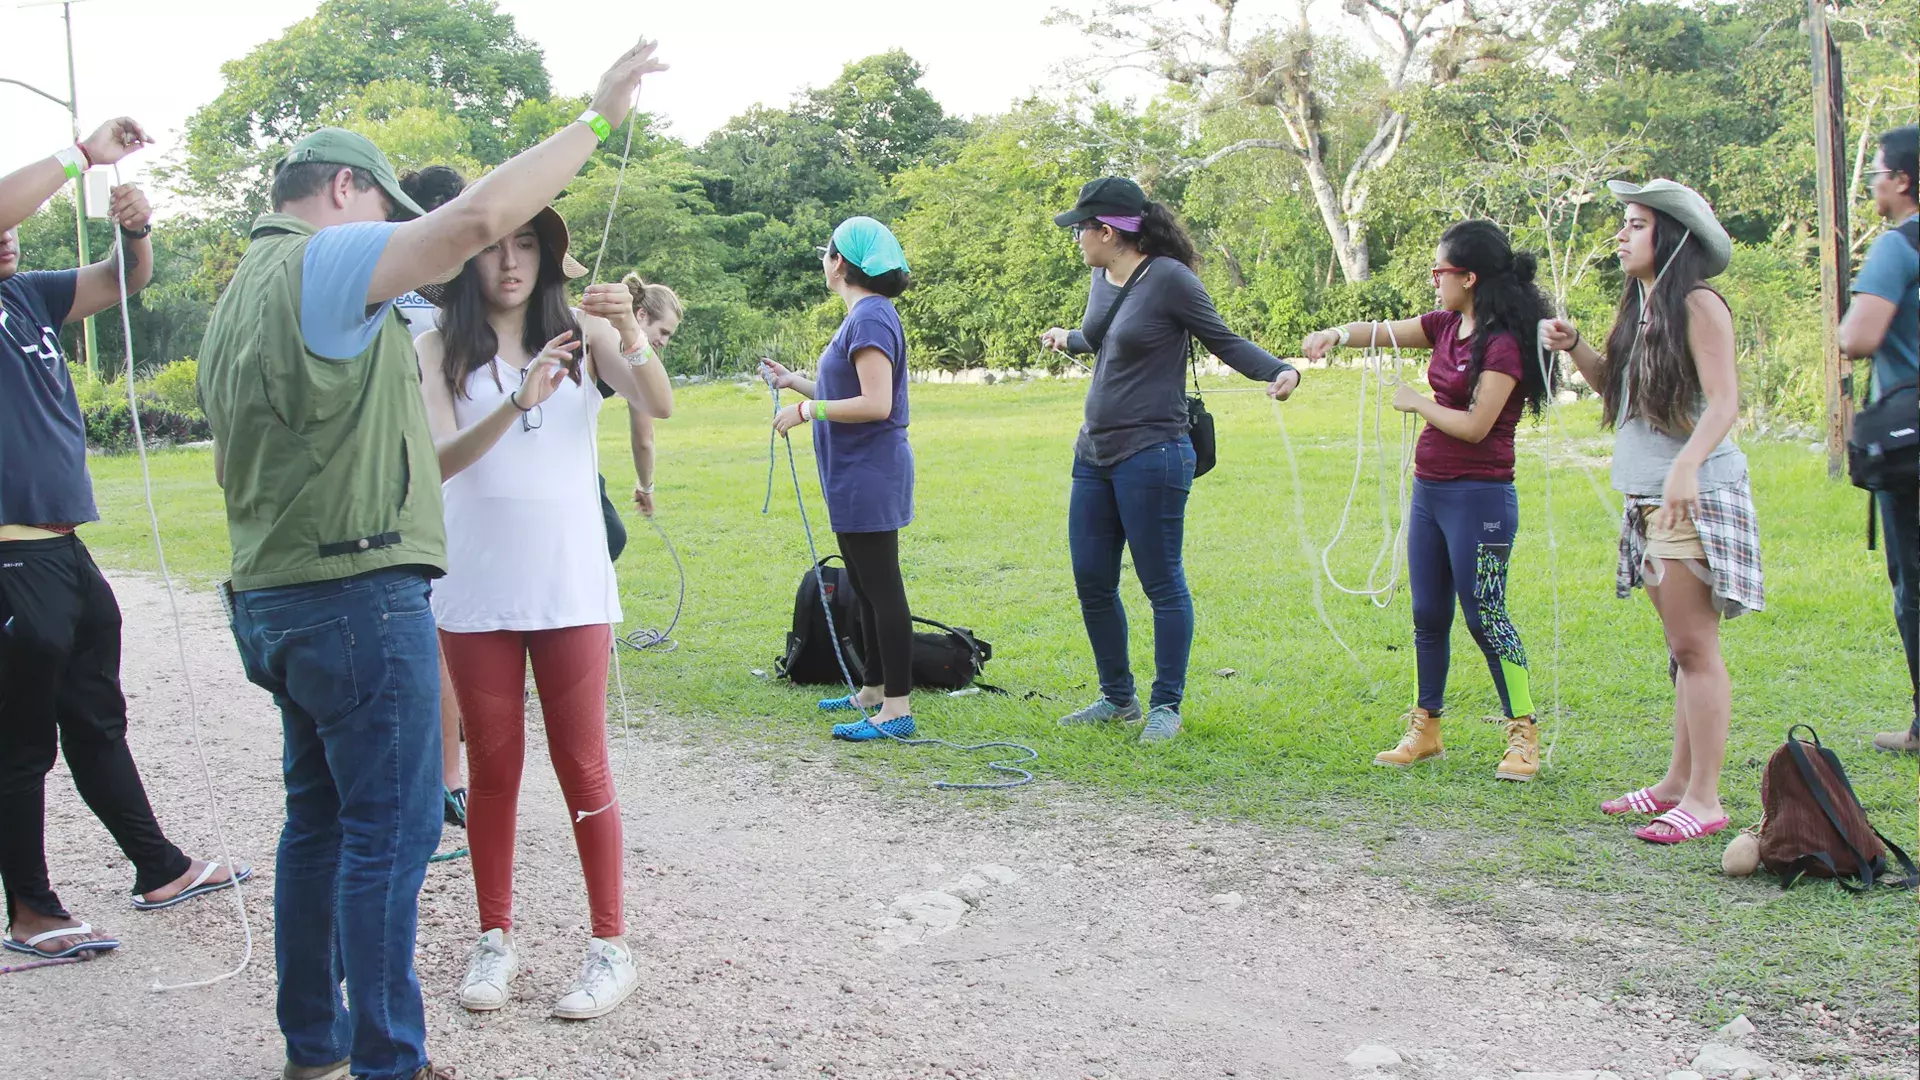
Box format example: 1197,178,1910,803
1041,177,1300,743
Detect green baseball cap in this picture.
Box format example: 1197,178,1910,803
275,128,425,220
830,216,910,276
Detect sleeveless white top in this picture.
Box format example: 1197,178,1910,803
431,354,621,633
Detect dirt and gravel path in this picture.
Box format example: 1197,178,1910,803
0,575,1883,1080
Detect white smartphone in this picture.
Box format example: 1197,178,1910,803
85,169,113,219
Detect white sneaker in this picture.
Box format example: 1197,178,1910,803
457,928,518,1011
551,937,640,1020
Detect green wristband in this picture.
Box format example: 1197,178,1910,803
577,110,613,143
54,144,86,180
813,399,828,422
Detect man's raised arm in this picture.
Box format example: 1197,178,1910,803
365,38,667,305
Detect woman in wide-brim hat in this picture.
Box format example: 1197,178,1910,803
1543,178,1762,848
413,204,672,1021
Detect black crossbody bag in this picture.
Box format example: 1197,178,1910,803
1848,218,1919,549
1083,259,1217,479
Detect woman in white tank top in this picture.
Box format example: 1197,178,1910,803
413,206,672,1022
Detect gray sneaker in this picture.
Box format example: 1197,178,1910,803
1138,705,1183,743
1058,697,1142,726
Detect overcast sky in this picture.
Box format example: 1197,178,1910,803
0,0,1261,193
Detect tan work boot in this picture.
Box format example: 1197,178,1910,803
1496,718,1540,782
1373,707,1443,767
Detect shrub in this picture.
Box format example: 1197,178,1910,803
147,358,201,415
82,395,211,454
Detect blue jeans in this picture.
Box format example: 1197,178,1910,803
228,568,442,1080
1069,438,1196,710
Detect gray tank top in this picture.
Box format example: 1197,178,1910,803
1608,287,1747,496
1611,411,1746,496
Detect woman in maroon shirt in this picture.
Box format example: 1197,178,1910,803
1302,220,1557,781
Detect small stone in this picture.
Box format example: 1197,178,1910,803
972,863,1021,885
769,1052,791,1071
1690,1044,1774,1078
889,890,968,931
1667,1073,1706,1080
1210,891,1244,908
1716,1014,1756,1041
1344,1044,1401,1068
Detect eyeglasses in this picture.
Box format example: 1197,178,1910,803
814,245,831,259
1430,265,1471,285
1071,223,1104,239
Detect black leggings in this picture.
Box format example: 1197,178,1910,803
0,535,190,922
837,530,913,698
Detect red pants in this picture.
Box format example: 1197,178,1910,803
439,625,624,939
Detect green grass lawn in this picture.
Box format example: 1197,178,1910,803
88,372,1918,1046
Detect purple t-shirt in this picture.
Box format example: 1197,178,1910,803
812,296,912,533
1414,309,1526,483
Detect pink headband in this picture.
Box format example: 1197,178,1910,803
1094,214,1143,232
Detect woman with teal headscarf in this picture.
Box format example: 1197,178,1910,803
765,217,920,741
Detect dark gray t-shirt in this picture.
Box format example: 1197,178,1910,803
1067,257,1290,467
1,269,96,526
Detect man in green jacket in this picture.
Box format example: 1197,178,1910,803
197,39,665,1080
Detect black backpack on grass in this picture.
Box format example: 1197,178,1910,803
910,616,996,691
775,556,866,686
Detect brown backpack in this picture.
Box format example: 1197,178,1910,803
1757,725,1917,891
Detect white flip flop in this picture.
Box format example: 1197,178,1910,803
131,861,252,911
3,921,121,959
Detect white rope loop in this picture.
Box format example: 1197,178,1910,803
103,164,255,993
1318,321,1415,608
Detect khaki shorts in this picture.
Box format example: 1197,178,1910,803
1638,505,1708,562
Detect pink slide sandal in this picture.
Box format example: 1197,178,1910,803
1633,808,1731,845
1601,787,1680,816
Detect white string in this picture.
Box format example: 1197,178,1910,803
99,164,255,993
1318,322,1415,607
1271,397,1365,674
1532,324,1566,764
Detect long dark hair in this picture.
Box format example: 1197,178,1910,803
1599,205,1717,435
1111,200,1199,270
439,241,582,401
1437,219,1556,416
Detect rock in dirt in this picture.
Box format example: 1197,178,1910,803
1689,1044,1774,1077
971,863,1021,885
1716,1014,1756,1041
1210,892,1245,908
1344,1044,1401,1068
889,890,968,931
1666,1072,1706,1080
1512,1072,1624,1080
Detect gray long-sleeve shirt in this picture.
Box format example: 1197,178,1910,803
1067,257,1292,467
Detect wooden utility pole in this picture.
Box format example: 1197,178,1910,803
1810,0,1851,479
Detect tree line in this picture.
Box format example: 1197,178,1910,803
22,0,1914,429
